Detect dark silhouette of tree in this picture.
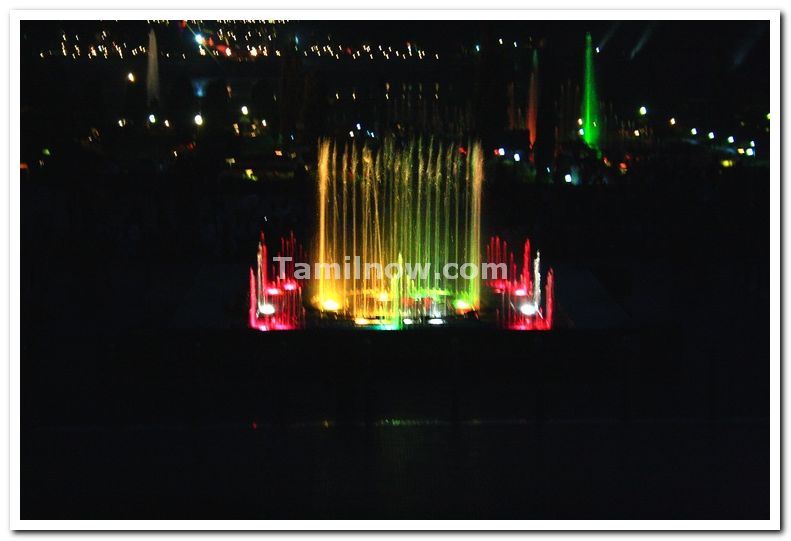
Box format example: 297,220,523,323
278,49,305,137
251,78,279,131
164,75,197,139
202,79,231,136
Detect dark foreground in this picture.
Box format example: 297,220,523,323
22,329,768,520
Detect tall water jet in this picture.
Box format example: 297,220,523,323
582,32,600,150
146,28,160,107
527,48,539,152
249,232,305,331
485,236,554,330
315,137,484,327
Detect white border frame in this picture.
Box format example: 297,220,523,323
8,9,781,531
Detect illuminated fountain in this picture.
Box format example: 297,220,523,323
314,137,484,328
527,48,539,154
248,231,305,331
146,28,160,107
581,32,600,150
247,140,557,331
485,236,554,330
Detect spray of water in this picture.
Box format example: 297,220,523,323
315,137,484,327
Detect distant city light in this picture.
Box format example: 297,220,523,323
195,34,205,45
127,72,135,83
707,131,715,140
241,105,249,115
513,153,521,162
669,117,676,125
750,140,756,147
193,114,203,126
720,159,734,168
163,119,170,128
225,47,232,57
513,41,518,48
148,114,156,124
577,118,583,126
564,173,572,183
595,46,600,53
474,44,480,52
497,147,505,156
498,38,503,45
578,128,585,136
727,135,735,143
737,148,745,155
690,128,698,135
639,106,647,116
746,148,755,156
356,123,361,130
349,130,354,138
633,129,640,137
428,318,444,325
117,119,126,127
